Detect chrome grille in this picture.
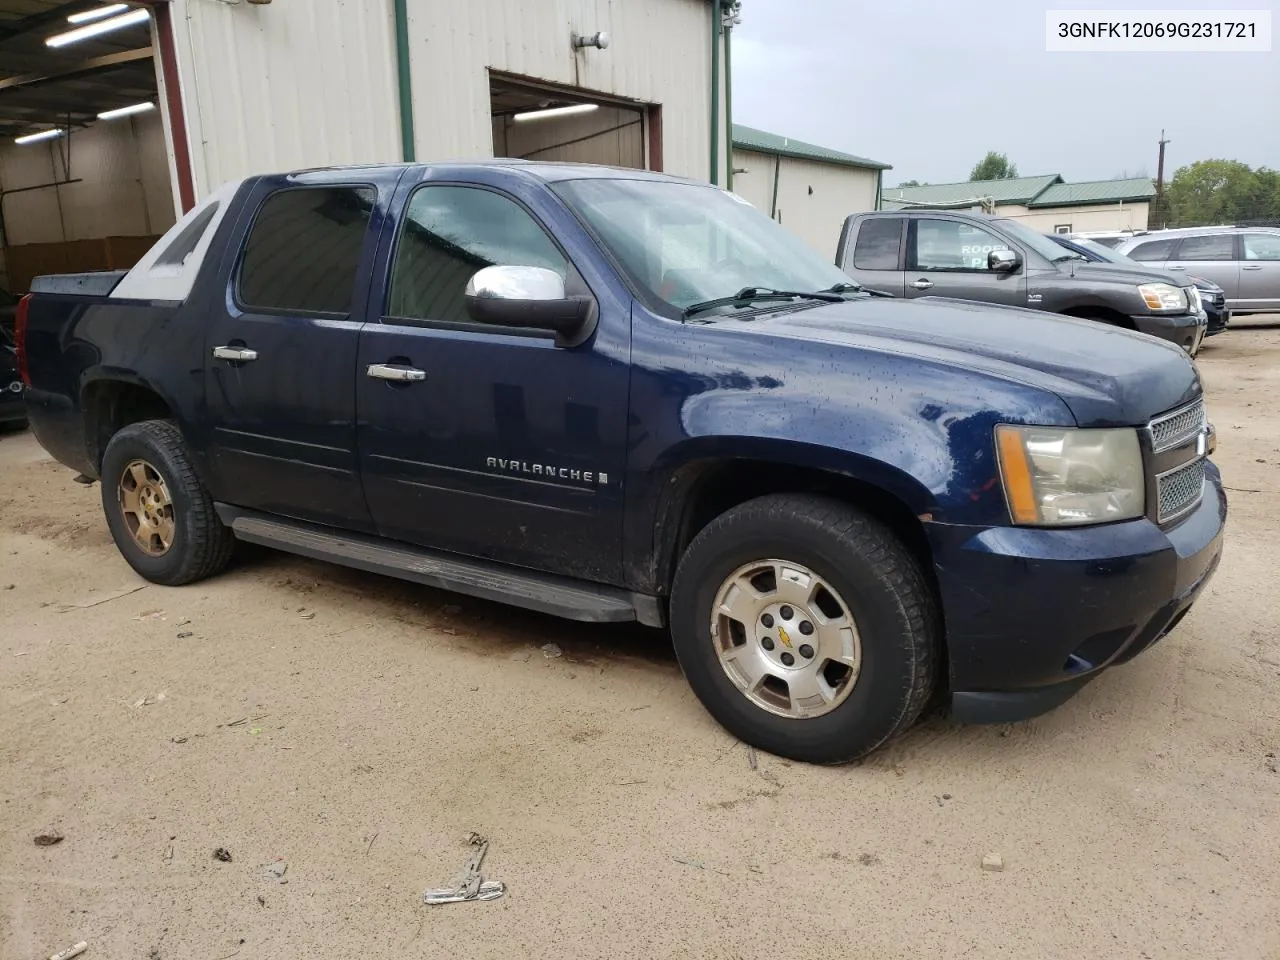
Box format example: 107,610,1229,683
1157,459,1206,523
1148,399,1206,453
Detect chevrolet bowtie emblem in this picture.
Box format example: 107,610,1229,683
777,626,793,648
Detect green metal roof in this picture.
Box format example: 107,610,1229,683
1028,177,1156,208
880,175,1063,207
731,124,891,171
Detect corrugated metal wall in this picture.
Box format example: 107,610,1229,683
0,110,175,247
169,0,402,193
170,0,715,198
732,149,879,257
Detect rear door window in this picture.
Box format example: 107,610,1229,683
1173,234,1234,261
1127,238,1177,261
239,186,376,315
852,218,904,270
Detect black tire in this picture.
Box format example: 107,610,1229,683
100,419,234,586
670,494,939,764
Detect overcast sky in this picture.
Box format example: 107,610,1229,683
732,0,1279,186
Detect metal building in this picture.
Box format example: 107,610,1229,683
730,124,891,256
1,0,736,292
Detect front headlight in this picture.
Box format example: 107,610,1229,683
1187,286,1202,312
995,425,1145,526
1138,282,1188,312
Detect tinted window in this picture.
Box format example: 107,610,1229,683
239,187,374,314
1174,234,1234,261
1127,238,1177,261
1244,234,1280,261
912,219,1007,271
387,186,567,325
852,218,903,270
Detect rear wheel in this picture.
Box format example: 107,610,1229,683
670,494,939,764
100,419,234,585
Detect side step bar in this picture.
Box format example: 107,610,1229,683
215,505,664,627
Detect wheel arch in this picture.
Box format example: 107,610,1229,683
640,439,941,599
79,373,178,476
1058,304,1136,329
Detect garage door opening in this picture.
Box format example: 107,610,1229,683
0,1,174,295
489,73,659,172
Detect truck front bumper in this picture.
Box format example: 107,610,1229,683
927,462,1226,724
1131,311,1207,355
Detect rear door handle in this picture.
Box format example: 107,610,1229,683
212,346,258,362
1166,265,1186,270
367,363,426,382
908,279,934,290
1242,265,1263,271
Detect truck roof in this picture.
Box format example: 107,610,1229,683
278,159,702,186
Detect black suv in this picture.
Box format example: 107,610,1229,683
838,210,1208,355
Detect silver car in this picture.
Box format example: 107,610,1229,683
1115,227,1280,314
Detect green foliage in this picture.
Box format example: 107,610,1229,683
969,152,1019,181
1165,159,1280,226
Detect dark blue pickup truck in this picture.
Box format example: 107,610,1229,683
15,161,1226,762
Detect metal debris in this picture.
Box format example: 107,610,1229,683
34,831,64,846
176,631,193,639
423,835,506,905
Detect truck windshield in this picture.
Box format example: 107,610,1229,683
994,218,1088,264
553,178,852,316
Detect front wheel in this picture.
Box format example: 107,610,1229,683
669,494,939,764
100,419,235,586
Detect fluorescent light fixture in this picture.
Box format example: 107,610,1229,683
97,101,155,120
512,103,599,123
15,129,65,145
67,3,129,24
46,7,148,47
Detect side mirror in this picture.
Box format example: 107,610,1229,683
988,249,1021,272
464,265,591,338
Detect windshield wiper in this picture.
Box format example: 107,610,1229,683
683,286,845,319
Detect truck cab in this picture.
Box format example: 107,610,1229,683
837,209,1209,354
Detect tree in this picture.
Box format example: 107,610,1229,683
969,152,1018,181
1165,159,1280,226
897,179,922,188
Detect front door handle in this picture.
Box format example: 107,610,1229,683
1242,265,1263,271
908,279,934,290
212,345,258,362
1166,265,1186,270
367,363,426,382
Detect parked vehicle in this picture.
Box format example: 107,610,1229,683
1049,234,1229,336
0,325,25,431
1066,229,1146,249
17,163,1225,763
1115,227,1280,314
837,210,1208,355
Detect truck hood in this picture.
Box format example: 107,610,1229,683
746,297,1201,427
1058,260,1195,289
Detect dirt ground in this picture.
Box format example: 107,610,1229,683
2,322,1279,960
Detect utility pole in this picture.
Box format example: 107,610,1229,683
1154,129,1170,228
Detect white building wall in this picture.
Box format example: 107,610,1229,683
0,109,175,246
169,0,716,200
732,148,880,257
1001,202,1151,233
496,105,645,168
168,0,401,197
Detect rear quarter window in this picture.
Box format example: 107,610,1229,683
239,186,376,315
852,218,903,270
1127,238,1177,261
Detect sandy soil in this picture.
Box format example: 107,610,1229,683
2,323,1279,960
